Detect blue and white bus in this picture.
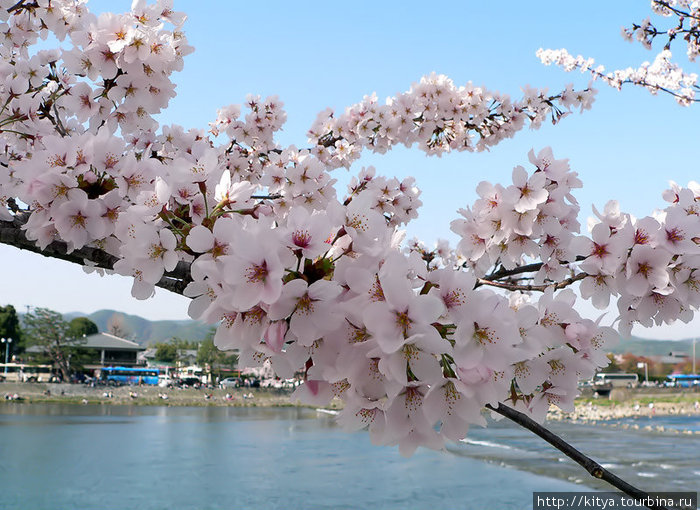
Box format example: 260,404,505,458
101,367,159,386
666,374,700,388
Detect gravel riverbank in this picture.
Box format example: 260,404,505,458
0,382,306,407
547,400,700,422
547,388,700,423
2,383,699,420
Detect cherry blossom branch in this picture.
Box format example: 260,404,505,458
6,0,37,13
540,0,700,105
486,403,669,510
477,272,587,292
313,89,577,150
483,261,546,279
0,215,192,295
304,75,597,168
629,4,693,51
481,256,586,281
653,0,697,20
609,77,700,101
251,194,282,200
543,55,700,103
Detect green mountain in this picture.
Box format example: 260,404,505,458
64,309,213,345
611,336,695,357
51,310,700,354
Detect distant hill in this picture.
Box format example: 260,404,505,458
64,309,212,345
39,309,700,354
612,336,695,357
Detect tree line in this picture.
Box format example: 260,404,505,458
1,305,98,379
0,304,235,381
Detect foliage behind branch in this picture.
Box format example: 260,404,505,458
23,307,85,380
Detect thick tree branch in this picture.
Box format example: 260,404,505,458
486,403,670,510
0,215,192,295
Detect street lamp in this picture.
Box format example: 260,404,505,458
637,361,648,386
1,337,12,375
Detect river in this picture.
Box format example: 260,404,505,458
0,404,696,509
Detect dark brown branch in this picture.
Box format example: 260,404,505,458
486,403,670,510
250,193,282,200
477,271,587,292
482,255,586,281
7,0,37,14
483,261,545,279
0,215,192,295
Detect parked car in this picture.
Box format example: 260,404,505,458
177,377,202,388
219,377,241,389
158,375,174,388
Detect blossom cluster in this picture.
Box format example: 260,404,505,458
538,48,698,105
450,147,582,281
306,72,596,168
538,0,700,105
585,185,700,337
449,147,700,339
0,0,698,456
649,0,700,62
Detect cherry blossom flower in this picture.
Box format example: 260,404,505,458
363,270,446,354
53,189,106,249
625,245,673,296
221,218,293,310
503,165,549,213
283,206,336,260
268,279,343,346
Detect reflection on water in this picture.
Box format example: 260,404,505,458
0,402,317,420
0,403,584,510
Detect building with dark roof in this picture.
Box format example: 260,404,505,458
81,332,145,369
25,332,145,373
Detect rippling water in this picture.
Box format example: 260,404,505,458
0,404,696,509
451,415,700,492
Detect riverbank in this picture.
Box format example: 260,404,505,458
548,400,700,423
2,382,699,421
548,388,700,423
0,382,308,408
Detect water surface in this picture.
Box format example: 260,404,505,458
0,404,585,510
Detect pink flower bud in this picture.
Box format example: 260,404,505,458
264,321,287,352
305,379,320,396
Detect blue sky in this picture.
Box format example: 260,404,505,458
2,1,698,340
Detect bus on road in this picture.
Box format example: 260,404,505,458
0,363,54,382
666,374,700,388
100,367,159,386
594,373,639,388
